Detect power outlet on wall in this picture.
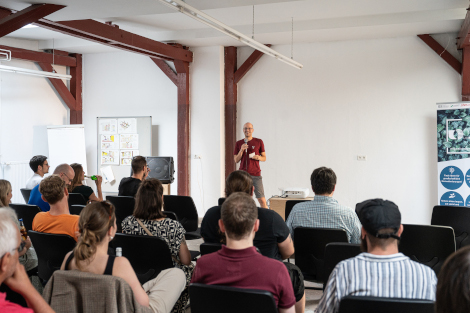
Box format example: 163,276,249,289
357,155,367,161
194,154,202,159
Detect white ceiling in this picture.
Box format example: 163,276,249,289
1,0,469,54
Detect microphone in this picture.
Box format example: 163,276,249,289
244,138,248,152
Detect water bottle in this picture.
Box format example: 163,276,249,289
85,175,98,181
116,247,122,257
19,218,27,241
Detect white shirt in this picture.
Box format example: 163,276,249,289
25,173,43,189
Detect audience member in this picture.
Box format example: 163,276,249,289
192,193,296,313
25,156,49,189
0,209,54,313
118,156,149,197
68,163,103,202
316,198,437,313
32,175,79,241
60,201,186,313
436,245,470,313
0,180,13,207
286,167,361,243
29,163,74,212
201,170,305,312
122,178,192,313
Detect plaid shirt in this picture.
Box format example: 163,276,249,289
286,196,361,244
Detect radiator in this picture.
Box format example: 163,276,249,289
1,161,32,204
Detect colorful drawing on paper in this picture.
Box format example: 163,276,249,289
99,119,117,134
120,134,139,149
101,150,119,165
118,118,137,134
120,150,139,165
101,134,118,149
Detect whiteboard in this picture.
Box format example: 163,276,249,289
97,116,152,193
47,125,88,175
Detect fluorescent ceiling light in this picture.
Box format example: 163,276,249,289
0,64,71,80
22,24,38,29
157,0,303,69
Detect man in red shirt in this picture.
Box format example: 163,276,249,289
234,122,267,208
191,192,295,313
0,209,54,313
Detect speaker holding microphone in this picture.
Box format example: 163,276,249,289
130,156,175,184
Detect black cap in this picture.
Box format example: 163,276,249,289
356,199,401,240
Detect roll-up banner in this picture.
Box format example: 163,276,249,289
437,102,470,206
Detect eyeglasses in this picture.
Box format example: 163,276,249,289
243,128,253,130
0,241,26,259
61,172,73,182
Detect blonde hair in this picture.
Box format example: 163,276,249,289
0,180,12,207
73,201,116,270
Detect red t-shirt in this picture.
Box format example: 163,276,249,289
191,246,296,309
0,292,33,313
234,138,265,176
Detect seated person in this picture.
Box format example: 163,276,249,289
122,178,193,313
286,166,361,243
436,246,470,313
68,163,103,202
61,201,186,313
118,156,149,197
201,170,305,312
25,155,49,189
29,163,75,212
32,175,79,241
0,209,54,313
0,179,12,207
192,193,295,313
316,199,437,313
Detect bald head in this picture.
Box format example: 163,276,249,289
53,163,74,185
243,122,254,139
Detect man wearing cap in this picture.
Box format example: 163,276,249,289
316,199,437,313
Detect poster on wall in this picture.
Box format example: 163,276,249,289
120,150,140,165
99,119,117,134
120,134,139,149
118,118,137,134
101,134,118,149
437,102,470,206
101,150,119,165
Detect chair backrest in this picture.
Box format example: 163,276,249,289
70,204,86,216
162,210,178,221
323,243,361,282
200,243,223,256
431,205,470,249
20,188,32,204
163,195,198,232
338,295,435,313
285,200,308,221
189,283,278,313
218,198,225,206
400,224,455,274
294,227,348,282
9,203,41,232
68,193,87,208
28,230,76,283
111,233,173,285
106,196,135,232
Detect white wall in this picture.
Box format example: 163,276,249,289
237,36,461,224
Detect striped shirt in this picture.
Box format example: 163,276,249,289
286,196,361,244
316,253,437,313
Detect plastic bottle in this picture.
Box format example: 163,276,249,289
85,175,98,181
116,247,122,257
19,218,27,241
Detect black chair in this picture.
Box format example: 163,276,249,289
28,231,76,283
111,233,174,285
68,193,87,209
162,211,178,221
285,200,308,221
106,196,135,232
218,197,225,206
431,205,470,249
163,195,200,239
323,243,361,282
200,243,223,256
70,204,86,216
0,284,27,308
400,224,455,274
294,227,348,289
190,283,278,313
338,295,435,313
9,203,41,232
20,188,32,203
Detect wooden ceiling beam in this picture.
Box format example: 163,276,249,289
0,44,77,67
234,44,271,84
0,4,64,38
151,58,177,85
418,35,461,74
458,6,470,49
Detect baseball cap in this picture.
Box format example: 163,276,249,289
356,198,401,240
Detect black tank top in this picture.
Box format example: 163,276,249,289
65,251,115,275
